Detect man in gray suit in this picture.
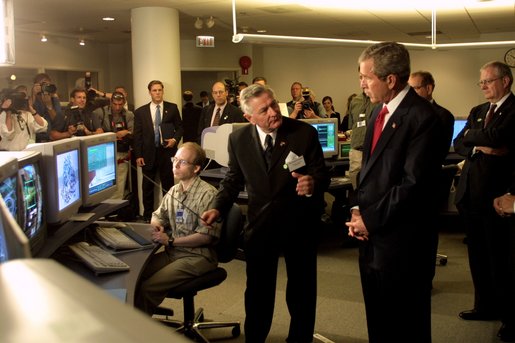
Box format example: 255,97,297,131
202,84,329,343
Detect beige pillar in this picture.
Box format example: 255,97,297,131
131,7,182,215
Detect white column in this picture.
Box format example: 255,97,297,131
131,7,182,107
131,7,182,215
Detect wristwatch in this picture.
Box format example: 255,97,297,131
168,237,175,248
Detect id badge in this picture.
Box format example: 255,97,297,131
176,208,185,224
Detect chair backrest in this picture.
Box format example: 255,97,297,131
216,204,243,263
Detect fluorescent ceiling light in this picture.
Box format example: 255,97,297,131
231,0,515,49
102,17,115,21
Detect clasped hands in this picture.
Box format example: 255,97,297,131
346,209,369,241
493,193,515,217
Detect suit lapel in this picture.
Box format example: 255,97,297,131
269,129,289,172
359,93,410,183
486,93,515,128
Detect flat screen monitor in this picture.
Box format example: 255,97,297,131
77,133,117,208
25,138,82,224
0,156,19,223
300,118,339,159
450,118,467,152
0,194,31,263
0,151,46,256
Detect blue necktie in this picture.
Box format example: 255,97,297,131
155,104,161,146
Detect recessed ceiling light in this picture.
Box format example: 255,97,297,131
102,17,115,21
79,39,85,46
257,29,267,33
41,35,48,42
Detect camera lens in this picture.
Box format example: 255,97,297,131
42,84,57,93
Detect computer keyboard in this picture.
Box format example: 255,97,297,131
68,242,130,274
94,226,143,250
118,226,153,246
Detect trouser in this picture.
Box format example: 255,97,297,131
359,262,432,343
135,249,217,315
458,204,514,324
141,147,174,219
348,148,363,190
243,234,317,343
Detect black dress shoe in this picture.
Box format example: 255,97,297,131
458,309,497,321
498,324,515,342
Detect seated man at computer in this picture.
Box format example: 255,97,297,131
134,142,221,315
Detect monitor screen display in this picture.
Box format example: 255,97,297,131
56,149,81,211
19,164,44,242
86,141,116,196
312,122,337,154
452,119,467,142
0,175,18,221
0,194,31,262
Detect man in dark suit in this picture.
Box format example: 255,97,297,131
409,70,455,153
454,61,515,342
346,42,445,343
196,90,212,108
196,81,245,144
133,80,183,222
201,84,329,343
181,90,202,143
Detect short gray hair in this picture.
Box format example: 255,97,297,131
239,84,276,115
358,42,411,85
481,61,513,88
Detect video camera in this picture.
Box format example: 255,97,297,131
224,78,240,103
301,88,314,110
0,88,28,113
41,83,57,94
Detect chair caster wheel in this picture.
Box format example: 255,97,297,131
439,258,447,266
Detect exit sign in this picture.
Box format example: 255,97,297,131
196,36,215,48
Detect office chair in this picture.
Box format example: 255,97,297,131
436,164,459,266
155,204,243,342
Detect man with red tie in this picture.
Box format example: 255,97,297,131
346,42,445,342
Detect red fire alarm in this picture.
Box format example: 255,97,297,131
239,56,252,75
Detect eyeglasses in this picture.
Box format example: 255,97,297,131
412,85,425,90
477,77,501,87
112,94,125,101
171,157,193,167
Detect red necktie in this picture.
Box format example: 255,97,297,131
371,106,388,154
484,103,497,127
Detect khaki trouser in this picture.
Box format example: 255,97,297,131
349,148,363,190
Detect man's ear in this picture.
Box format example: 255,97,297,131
386,74,398,90
194,165,201,174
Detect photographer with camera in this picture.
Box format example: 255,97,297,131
94,91,134,200
0,87,48,151
289,86,326,119
31,73,62,143
50,88,103,140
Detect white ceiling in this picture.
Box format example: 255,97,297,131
12,0,515,46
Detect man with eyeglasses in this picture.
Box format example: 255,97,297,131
196,81,245,144
135,142,221,315
409,70,455,156
93,91,134,200
454,61,515,342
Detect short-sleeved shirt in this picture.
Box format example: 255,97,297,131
151,176,221,263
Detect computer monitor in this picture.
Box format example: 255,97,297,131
0,151,46,256
0,156,19,223
25,138,82,224
0,194,31,263
337,141,351,160
300,118,339,159
77,133,117,208
201,123,250,167
450,118,467,152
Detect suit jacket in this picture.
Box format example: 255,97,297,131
432,100,455,158
197,103,245,144
454,92,515,209
182,102,202,143
212,117,330,249
356,88,445,270
133,101,183,169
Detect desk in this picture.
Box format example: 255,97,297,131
52,221,158,306
0,259,191,343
